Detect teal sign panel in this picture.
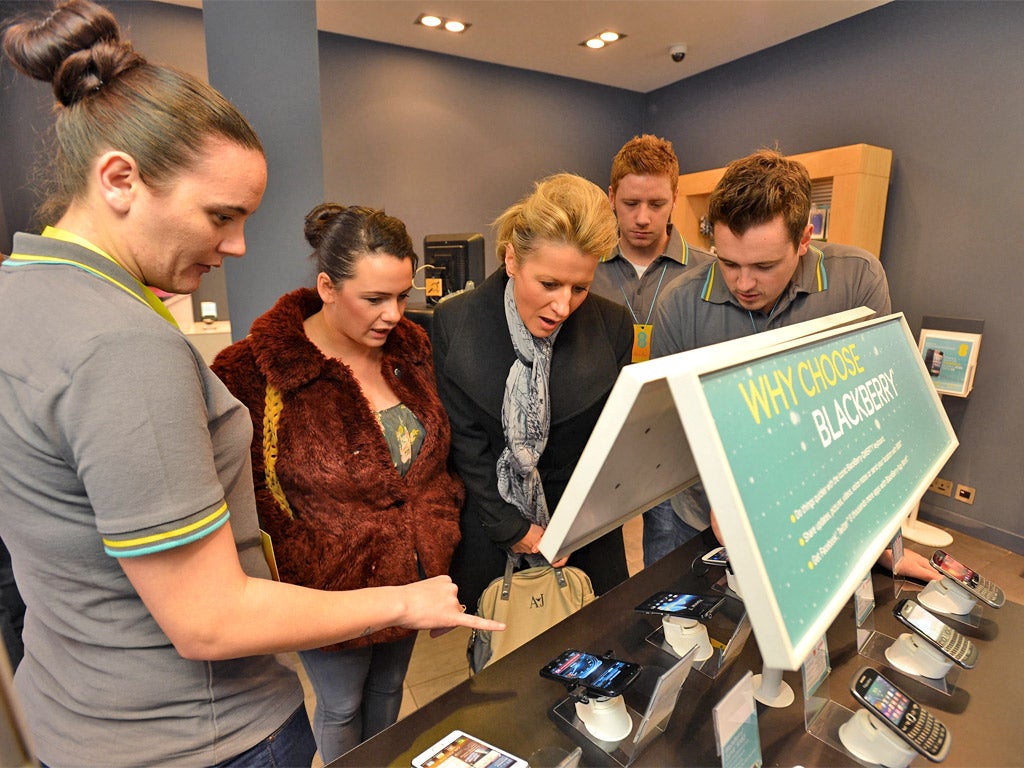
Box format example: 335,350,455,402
699,318,954,654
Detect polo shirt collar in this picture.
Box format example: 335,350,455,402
700,243,827,306
602,225,695,266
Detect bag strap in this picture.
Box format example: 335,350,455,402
499,552,570,601
263,383,295,519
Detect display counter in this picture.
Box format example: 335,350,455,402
331,531,1022,767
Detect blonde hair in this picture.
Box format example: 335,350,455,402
494,173,618,266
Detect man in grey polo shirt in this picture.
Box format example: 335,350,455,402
590,134,713,566
650,149,938,581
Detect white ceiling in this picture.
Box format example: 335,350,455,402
163,0,888,93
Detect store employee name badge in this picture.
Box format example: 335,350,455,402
632,323,653,363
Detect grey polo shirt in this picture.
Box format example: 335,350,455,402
0,232,301,766
651,241,891,356
590,227,714,327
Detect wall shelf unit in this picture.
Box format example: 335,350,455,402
672,143,893,257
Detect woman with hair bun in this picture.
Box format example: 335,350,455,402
212,203,463,762
433,173,633,613
0,3,498,766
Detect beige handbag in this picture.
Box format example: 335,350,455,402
468,553,594,673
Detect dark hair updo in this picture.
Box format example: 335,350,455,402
2,0,263,222
304,203,418,285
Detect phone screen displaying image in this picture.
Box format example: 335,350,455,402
540,650,640,697
933,551,977,586
901,601,946,644
860,672,912,728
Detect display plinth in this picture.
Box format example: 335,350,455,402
838,708,917,768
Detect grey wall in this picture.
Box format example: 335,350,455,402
316,33,643,293
644,0,1024,552
2,0,1020,551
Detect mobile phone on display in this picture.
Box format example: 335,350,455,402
634,591,726,620
700,546,730,568
929,549,1005,608
850,667,951,762
410,730,528,768
539,649,641,698
892,599,978,669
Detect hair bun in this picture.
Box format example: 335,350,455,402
304,203,346,249
2,0,143,105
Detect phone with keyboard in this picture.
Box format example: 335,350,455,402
893,598,978,669
850,666,951,762
929,549,1005,608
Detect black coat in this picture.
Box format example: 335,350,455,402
432,267,633,607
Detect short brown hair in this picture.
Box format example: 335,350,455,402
610,134,679,196
707,149,812,247
494,173,618,267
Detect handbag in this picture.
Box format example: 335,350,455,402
468,553,594,674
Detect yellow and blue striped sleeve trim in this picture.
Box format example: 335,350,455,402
102,503,231,558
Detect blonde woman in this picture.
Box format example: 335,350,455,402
433,173,632,610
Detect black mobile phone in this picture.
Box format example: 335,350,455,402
850,666,951,762
539,649,641,698
634,591,725,620
893,599,978,669
929,549,1005,608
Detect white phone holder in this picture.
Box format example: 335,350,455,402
751,663,794,708
662,616,714,661
574,695,633,742
839,708,916,768
884,633,955,679
918,576,977,616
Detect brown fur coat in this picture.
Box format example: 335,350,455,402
212,288,463,649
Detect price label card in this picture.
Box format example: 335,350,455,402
713,671,762,768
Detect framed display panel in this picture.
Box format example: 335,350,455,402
918,328,982,397
668,314,957,670
538,307,876,565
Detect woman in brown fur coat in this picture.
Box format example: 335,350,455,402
212,203,463,762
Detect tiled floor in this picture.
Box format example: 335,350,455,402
298,515,1023,765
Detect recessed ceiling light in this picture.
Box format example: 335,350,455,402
415,13,471,33
579,30,627,49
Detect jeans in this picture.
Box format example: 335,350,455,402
215,705,316,768
298,634,416,763
642,498,703,568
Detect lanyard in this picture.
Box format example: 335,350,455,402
6,226,179,327
619,262,670,326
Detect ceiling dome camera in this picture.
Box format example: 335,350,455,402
670,44,687,63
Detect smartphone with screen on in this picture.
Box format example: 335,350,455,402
849,667,951,761
410,729,528,768
634,591,725,620
701,545,730,568
929,549,1005,607
892,598,978,669
539,649,641,698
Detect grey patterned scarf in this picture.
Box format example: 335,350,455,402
497,277,559,527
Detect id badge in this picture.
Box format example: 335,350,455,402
632,323,653,363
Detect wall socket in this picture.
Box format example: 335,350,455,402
955,484,976,505
928,477,953,497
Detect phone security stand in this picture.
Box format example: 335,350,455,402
550,649,697,767
885,633,955,679
662,616,713,661
918,577,978,617
573,694,632,742
838,708,916,768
